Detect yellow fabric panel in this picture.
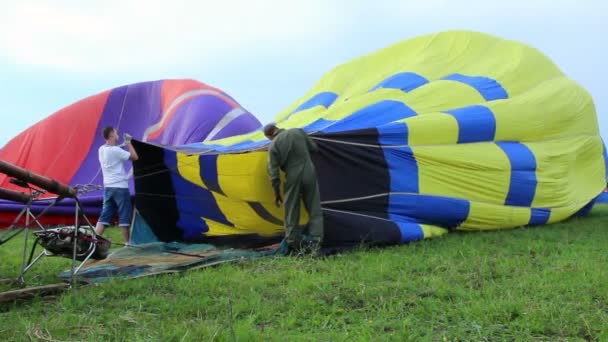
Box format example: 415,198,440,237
204,130,254,147
208,130,266,147
279,78,485,132
490,77,598,143
420,224,449,238
290,31,498,105
275,31,564,123
400,80,485,114
273,35,427,119
414,143,511,205
175,152,282,236
176,153,206,188
206,196,286,237
276,106,328,130
403,113,459,145
305,90,408,121
334,35,438,97
204,218,256,236
444,39,562,97
249,131,270,143
175,150,298,237
494,43,563,97
216,151,274,202
460,201,531,231
270,32,449,119
547,205,582,224
528,135,606,208
213,151,309,235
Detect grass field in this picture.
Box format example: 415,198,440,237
0,206,606,341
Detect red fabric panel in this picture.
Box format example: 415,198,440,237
147,80,238,140
0,91,110,197
0,212,99,227
160,79,219,113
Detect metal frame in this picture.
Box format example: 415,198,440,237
1,181,102,288
0,188,46,246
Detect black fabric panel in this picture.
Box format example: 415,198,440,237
248,202,284,226
322,209,401,247
323,195,389,220
312,129,390,207
202,234,283,249
132,141,183,242
313,128,382,146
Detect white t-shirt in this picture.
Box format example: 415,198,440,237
98,145,131,188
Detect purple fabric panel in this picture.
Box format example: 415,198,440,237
152,95,234,145
69,81,164,187
212,112,261,140
0,198,103,217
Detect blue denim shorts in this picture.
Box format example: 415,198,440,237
98,187,132,227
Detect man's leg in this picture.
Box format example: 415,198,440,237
283,178,303,250
301,165,324,244
120,227,129,244
115,188,133,244
95,222,107,236
96,188,117,236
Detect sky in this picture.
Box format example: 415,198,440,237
0,0,606,146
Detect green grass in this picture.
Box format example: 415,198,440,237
0,207,607,341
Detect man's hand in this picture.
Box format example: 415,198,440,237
123,133,132,144
275,194,283,207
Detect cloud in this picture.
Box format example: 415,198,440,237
0,0,344,72
4,0,601,73
380,0,601,18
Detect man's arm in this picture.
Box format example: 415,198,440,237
268,146,281,197
113,145,137,161
127,143,139,161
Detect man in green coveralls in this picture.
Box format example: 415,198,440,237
264,123,324,254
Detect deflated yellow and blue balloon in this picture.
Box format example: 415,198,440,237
132,30,607,247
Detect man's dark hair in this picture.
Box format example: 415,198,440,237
263,123,278,137
102,126,115,140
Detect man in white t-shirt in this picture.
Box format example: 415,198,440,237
95,126,139,243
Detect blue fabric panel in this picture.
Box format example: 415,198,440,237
303,118,335,132
204,140,268,153
383,146,419,193
165,150,232,240
573,198,597,217
209,144,234,153
321,100,416,133
442,73,509,101
597,192,608,204
292,92,338,113
496,142,537,206
443,105,496,143
130,211,160,245
180,142,222,150
377,122,409,146
200,154,223,195
370,72,429,92
170,143,223,154
529,208,551,225
224,140,268,151
389,194,471,229
394,221,425,242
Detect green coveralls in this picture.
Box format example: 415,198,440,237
267,128,323,249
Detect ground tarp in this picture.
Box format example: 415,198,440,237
60,242,278,283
